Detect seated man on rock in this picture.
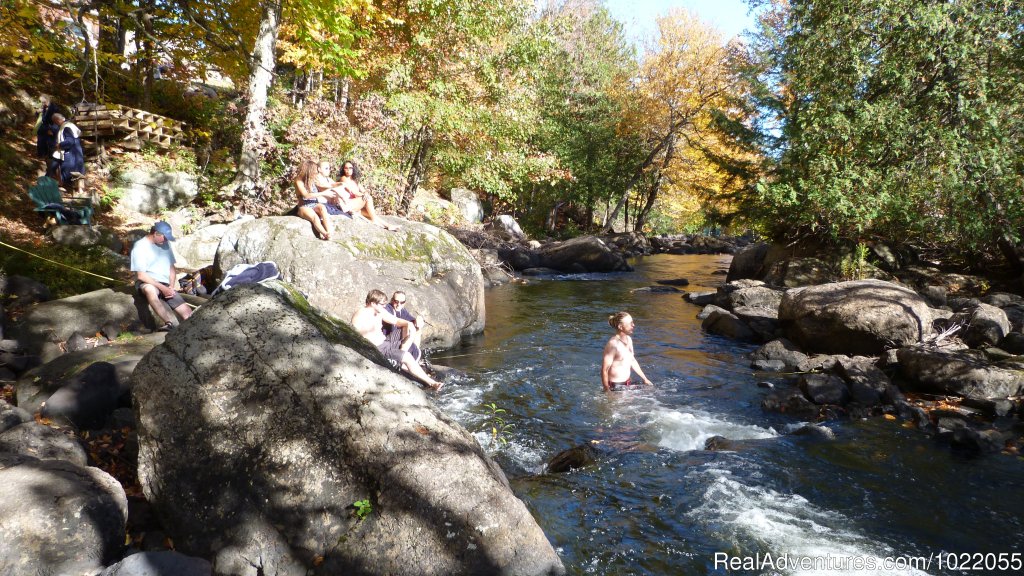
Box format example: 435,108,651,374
130,221,192,331
352,289,442,390
382,290,425,366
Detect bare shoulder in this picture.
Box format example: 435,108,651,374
604,336,623,354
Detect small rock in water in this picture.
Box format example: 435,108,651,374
704,436,738,451
757,381,774,389
632,286,681,293
655,278,690,287
547,443,601,473
789,424,835,440
752,359,786,372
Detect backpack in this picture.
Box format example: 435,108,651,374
210,261,281,297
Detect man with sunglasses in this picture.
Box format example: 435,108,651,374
352,289,441,390
382,291,423,363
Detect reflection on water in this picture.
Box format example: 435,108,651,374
432,255,1024,575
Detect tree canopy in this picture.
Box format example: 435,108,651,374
740,0,1024,266
7,0,1022,261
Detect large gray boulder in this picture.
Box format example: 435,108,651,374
100,551,212,576
701,308,758,342
897,345,1024,399
132,282,563,576
834,356,889,406
16,332,166,414
214,216,485,349
716,282,783,311
750,339,808,372
0,454,128,576
41,362,121,430
764,257,836,287
450,188,485,224
46,225,124,252
950,303,1011,348
115,168,198,215
173,223,232,270
0,421,88,465
537,236,630,273
727,242,791,282
488,214,525,240
9,288,140,362
778,279,933,355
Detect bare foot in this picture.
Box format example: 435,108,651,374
427,379,444,391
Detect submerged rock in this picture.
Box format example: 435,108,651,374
547,443,602,473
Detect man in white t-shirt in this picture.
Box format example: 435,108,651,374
130,221,192,331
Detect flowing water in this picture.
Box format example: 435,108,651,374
430,254,1024,575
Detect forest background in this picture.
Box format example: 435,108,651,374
1,0,1023,278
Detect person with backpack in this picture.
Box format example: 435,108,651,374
51,113,85,194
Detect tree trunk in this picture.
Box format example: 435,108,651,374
140,0,157,109
636,134,675,232
340,78,350,110
600,130,674,233
232,0,283,196
399,125,433,214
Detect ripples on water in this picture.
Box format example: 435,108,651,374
431,255,1024,575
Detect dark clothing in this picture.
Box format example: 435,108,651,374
56,123,85,183
383,303,420,361
609,380,640,391
36,104,58,158
135,280,187,309
377,339,403,369
325,203,351,217
301,198,351,217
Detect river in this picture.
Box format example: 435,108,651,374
429,254,1024,575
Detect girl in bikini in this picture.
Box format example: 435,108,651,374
293,159,335,240
331,160,399,231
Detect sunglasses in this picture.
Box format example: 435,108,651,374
392,299,406,304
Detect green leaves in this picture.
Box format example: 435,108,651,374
740,0,1024,256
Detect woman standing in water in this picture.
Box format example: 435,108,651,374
601,311,653,391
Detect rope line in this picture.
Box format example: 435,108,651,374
0,239,123,284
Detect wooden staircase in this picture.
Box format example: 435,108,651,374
73,103,187,148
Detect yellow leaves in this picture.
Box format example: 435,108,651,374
616,8,757,228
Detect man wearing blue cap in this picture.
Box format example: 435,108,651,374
130,221,192,331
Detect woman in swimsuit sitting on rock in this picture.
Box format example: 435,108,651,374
329,159,399,231
293,159,338,240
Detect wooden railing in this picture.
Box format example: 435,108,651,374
74,103,187,148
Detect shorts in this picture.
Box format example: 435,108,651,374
377,339,404,369
324,203,351,217
384,326,420,362
609,380,640,391
135,280,186,309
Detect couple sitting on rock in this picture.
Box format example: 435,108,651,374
352,289,442,390
293,159,398,240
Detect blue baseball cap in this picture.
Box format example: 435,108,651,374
153,221,176,241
